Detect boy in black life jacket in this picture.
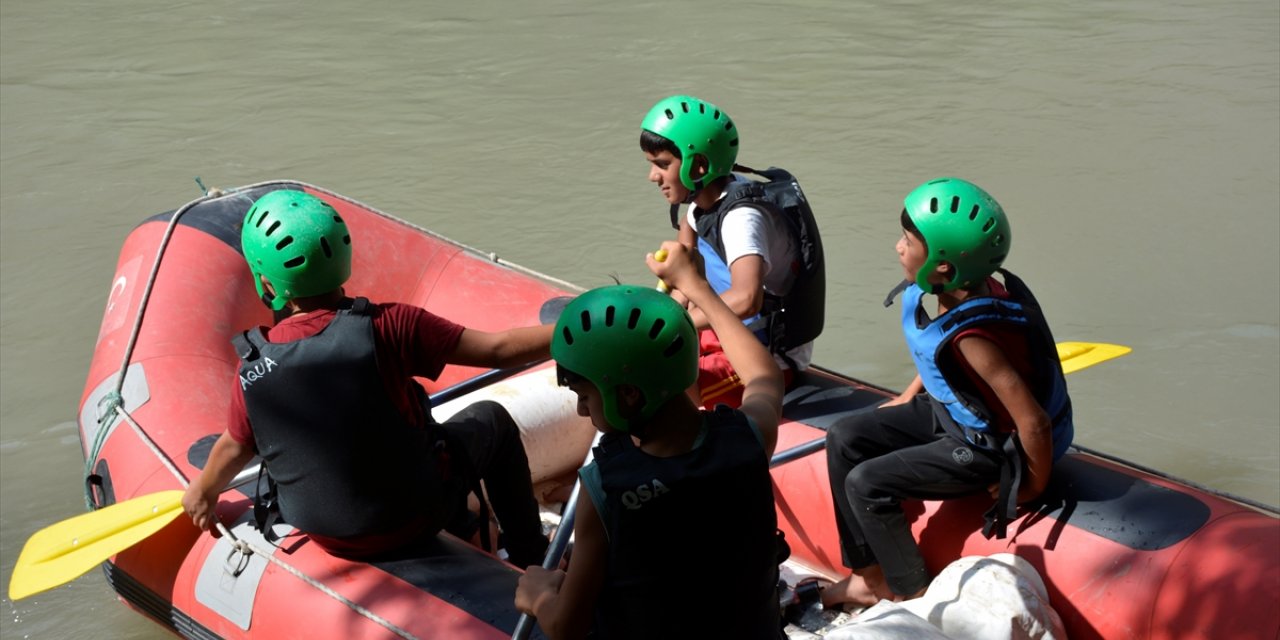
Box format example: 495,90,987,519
182,189,551,566
640,94,825,408
823,178,1073,607
514,241,786,639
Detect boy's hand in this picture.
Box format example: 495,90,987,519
181,484,219,534
515,566,566,615
646,241,708,297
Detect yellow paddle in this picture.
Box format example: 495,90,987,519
1056,341,1132,375
8,490,186,600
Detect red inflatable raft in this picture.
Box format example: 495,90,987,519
75,181,1279,639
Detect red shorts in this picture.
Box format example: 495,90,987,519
696,329,792,409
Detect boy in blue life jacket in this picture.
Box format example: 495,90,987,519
822,178,1073,608
182,190,552,566
639,95,825,409
514,241,786,639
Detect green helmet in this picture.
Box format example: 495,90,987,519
903,178,1012,293
241,190,352,311
641,95,739,192
551,285,697,431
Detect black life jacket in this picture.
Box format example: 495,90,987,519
590,406,782,639
231,298,445,539
675,166,826,356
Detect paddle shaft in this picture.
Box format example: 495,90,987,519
512,432,601,640
431,359,548,408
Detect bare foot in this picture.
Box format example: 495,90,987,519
821,571,893,609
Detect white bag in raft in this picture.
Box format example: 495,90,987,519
825,553,1067,640
823,601,954,639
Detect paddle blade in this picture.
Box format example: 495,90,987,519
1057,342,1132,375
8,490,185,601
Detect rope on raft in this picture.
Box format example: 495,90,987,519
83,183,207,508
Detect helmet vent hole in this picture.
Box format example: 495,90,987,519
283,256,305,269
256,210,270,227
713,109,720,120
982,218,996,232
950,197,960,213
729,138,739,148
929,198,939,213
969,205,980,220
578,310,592,332
604,305,616,327
561,326,574,345
724,122,734,131
681,102,690,113
265,220,281,237
343,235,351,245
320,237,333,258
275,236,293,251
698,103,706,114
627,308,641,330
648,318,666,339
663,335,686,357
664,108,675,120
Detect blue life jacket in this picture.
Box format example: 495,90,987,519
675,166,826,360
888,269,1073,538
583,406,782,639
232,298,445,539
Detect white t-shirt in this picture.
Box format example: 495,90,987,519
688,178,814,370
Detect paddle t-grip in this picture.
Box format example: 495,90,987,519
655,248,670,293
